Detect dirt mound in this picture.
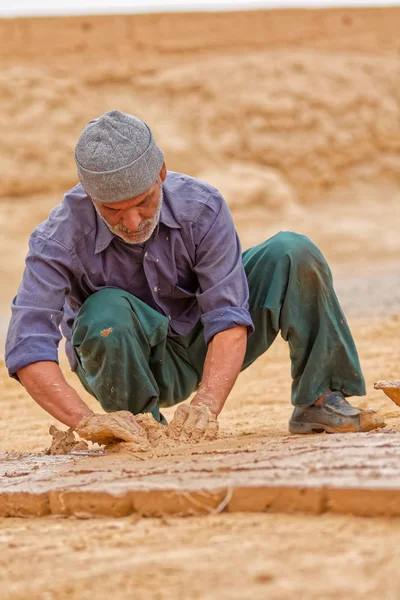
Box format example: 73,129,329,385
46,425,89,455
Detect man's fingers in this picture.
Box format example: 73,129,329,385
181,405,203,440
167,404,190,439
109,411,146,442
203,416,219,440
168,404,219,443
190,410,209,442
115,410,143,431
108,421,143,443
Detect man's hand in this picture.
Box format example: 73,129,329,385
167,402,219,442
167,326,247,443
75,410,147,445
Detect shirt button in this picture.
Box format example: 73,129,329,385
144,252,148,258
165,236,169,241
154,286,158,292
168,315,171,320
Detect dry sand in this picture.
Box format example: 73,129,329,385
1,6,400,599
3,513,400,600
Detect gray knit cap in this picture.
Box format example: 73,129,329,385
74,110,164,203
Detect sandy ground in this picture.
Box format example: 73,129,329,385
2,299,400,600
2,513,400,600
2,6,400,600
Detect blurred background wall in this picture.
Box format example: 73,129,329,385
1,6,400,336
1,8,400,204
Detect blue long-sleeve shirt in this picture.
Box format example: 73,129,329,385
6,171,254,377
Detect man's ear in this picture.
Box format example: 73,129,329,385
159,162,167,182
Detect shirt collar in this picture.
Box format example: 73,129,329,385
159,192,181,230
94,190,181,255
94,213,114,254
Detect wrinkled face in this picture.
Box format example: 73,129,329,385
93,177,163,245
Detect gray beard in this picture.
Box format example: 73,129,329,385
94,188,163,245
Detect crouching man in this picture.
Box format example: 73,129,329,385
5,110,383,445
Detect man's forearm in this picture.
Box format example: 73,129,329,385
192,325,247,416
17,361,94,428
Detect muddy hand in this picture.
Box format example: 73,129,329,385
167,403,219,442
75,410,146,445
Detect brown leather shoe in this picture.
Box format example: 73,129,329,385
289,391,385,434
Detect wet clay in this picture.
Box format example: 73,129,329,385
47,410,219,457
46,426,89,455
107,412,218,458
106,413,185,457
374,380,400,406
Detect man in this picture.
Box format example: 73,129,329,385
5,110,383,445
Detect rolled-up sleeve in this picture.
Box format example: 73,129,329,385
194,191,254,344
5,233,73,378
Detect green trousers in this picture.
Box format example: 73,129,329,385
72,232,365,420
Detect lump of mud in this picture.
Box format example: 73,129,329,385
106,412,218,458
106,413,174,456
46,425,89,455
43,412,219,459
374,380,400,407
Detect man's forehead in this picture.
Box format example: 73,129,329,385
95,187,155,209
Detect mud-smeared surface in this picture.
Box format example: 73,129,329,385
2,432,400,518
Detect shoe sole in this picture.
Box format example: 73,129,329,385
288,420,384,434
289,421,337,434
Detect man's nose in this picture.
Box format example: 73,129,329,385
122,209,141,231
